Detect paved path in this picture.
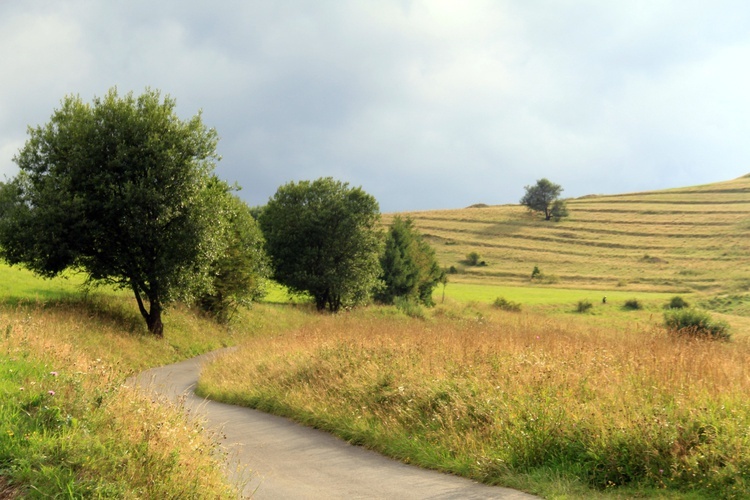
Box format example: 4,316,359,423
130,350,539,499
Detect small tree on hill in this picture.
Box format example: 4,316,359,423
520,178,568,221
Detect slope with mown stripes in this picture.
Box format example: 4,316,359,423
384,175,750,294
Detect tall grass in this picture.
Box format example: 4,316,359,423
0,294,246,497
199,307,750,498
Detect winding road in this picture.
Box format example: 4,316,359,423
130,350,539,499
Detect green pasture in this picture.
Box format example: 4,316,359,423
0,263,84,302
440,281,681,308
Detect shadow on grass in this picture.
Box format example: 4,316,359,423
0,292,148,336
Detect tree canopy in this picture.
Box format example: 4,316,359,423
259,177,382,312
520,178,568,221
377,216,444,306
0,88,227,336
197,191,270,323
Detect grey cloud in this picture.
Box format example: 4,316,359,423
2,1,750,210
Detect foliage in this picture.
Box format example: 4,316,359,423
377,216,443,307
492,297,522,312
531,266,542,279
664,309,731,340
466,251,481,266
623,298,642,310
259,177,382,312
520,178,566,221
393,296,426,319
0,88,225,336
666,296,690,309
576,299,593,313
550,199,569,221
197,192,270,323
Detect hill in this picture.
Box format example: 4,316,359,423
384,175,750,297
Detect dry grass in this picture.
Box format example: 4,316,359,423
199,307,750,497
0,296,242,497
383,175,750,295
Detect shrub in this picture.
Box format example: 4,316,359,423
493,297,522,312
394,297,425,319
665,296,689,309
664,309,730,340
466,252,481,266
623,299,642,310
447,265,459,274
531,266,542,279
576,300,593,313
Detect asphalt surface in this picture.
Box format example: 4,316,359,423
130,350,539,499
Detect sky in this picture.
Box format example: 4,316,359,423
2,1,750,213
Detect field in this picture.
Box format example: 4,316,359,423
197,175,750,498
199,306,750,498
383,175,750,297
2,175,750,498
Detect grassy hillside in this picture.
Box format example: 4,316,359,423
384,175,750,296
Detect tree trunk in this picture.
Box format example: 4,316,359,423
132,282,164,337
146,300,164,337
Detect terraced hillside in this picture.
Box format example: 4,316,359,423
384,175,750,295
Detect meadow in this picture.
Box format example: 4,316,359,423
0,264,261,497
2,176,750,498
196,175,750,498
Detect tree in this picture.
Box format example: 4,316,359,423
197,191,270,323
0,88,225,336
377,216,444,307
259,177,382,312
520,178,567,221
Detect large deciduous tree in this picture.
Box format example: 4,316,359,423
377,216,444,306
0,88,226,336
259,178,382,312
520,178,568,221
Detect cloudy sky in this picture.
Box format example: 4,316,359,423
2,1,750,212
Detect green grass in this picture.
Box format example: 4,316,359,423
441,282,678,307
0,270,249,497
3,175,750,497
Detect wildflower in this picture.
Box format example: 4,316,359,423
19,387,24,391
50,371,59,377
48,390,55,396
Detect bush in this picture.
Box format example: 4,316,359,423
665,296,689,309
576,300,593,313
623,299,642,310
493,297,522,312
394,297,426,319
466,252,481,266
531,266,542,279
664,309,730,340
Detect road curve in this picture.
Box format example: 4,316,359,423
129,350,539,499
